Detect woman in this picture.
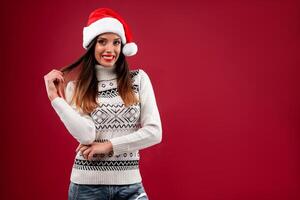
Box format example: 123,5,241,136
43,8,162,200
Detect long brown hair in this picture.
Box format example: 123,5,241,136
58,36,139,114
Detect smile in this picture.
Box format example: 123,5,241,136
102,55,115,62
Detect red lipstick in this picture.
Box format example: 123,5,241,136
101,54,115,62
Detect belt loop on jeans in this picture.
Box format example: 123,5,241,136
109,185,114,200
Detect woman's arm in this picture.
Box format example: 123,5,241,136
109,69,162,155
51,81,96,145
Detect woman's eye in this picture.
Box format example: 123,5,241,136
114,41,121,45
98,40,106,45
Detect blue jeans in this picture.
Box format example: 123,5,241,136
68,181,149,200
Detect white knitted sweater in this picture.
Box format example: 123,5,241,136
51,64,162,185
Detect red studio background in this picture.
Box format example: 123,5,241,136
1,0,299,199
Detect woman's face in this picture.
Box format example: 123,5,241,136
94,32,122,68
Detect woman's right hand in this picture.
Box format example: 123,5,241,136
44,69,65,102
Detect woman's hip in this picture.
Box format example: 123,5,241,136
68,181,148,200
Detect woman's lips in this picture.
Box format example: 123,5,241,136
101,55,115,62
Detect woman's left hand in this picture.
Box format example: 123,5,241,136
76,142,113,161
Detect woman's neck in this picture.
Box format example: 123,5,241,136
95,64,117,81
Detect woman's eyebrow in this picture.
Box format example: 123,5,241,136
98,37,121,40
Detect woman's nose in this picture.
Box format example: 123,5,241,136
105,43,114,52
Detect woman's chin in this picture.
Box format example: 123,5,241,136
103,64,114,68
99,61,115,68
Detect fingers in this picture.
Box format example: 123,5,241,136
75,144,95,161
76,143,107,161
52,71,65,84
77,145,93,160
78,145,89,154
83,148,92,160
76,144,85,153
53,69,64,76
50,69,64,77
87,150,95,161
57,86,64,98
44,69,65,84
44,69,66,101
44,69,63,80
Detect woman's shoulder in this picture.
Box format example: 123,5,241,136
129,68,140,78
129,68,148,79
64,80,78,103
129,68,150,86
65,80,77,92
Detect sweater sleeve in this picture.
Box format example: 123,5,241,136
51,81,96,145
109,69,162,155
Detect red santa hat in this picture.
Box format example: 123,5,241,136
83,8,138,56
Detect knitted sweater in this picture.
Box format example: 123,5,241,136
51,64,162,185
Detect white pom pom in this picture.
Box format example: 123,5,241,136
122,42,138,56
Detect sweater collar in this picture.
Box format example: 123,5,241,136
95,64,117,81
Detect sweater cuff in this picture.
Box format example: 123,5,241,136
109,137,129,156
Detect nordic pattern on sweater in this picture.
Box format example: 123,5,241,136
51,64,162,184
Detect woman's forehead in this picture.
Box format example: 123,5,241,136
98,32,121,39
